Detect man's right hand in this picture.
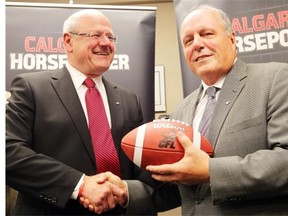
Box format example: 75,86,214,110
79,172,128,214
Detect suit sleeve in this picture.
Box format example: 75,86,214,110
113,85,181,214
6,74,83,208
125,180,181,215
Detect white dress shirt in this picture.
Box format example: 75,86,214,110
193,76,225,132
66,62,112,128
193,57,238,132
65,62,112,199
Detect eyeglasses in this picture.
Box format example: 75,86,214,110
69,32,118,44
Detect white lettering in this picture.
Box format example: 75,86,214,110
153,123,185,131
9,53,67,70
110,54,130,70
10,53,130,71
279,29,288,46
236,29,288,53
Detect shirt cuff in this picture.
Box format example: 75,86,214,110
122,180,129,208
70,174,85,200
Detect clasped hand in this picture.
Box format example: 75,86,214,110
78,172,128,214
146,131,210,185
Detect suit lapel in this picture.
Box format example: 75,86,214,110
195,60,248,202
103,78,123,151
190,88,203,122
208,59,247,148
50,68,95,163
176,85,202,126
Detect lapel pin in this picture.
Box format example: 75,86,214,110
115,102,120,105
225,101,230,105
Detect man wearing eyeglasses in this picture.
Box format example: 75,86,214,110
6,9,180,215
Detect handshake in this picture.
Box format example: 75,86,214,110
78,172,128,214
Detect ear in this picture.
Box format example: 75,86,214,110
63,33,73,52
230,31,237,51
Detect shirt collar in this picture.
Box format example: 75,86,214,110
201,75,225,93
200,57,237,95
66,62,104,90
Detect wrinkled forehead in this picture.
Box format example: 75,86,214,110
180,9,222,35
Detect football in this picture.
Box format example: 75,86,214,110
121,119,213,168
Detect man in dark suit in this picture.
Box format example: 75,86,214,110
6,9,180,215
147,5,288,215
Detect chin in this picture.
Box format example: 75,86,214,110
197,61,218,73
93,63,110,71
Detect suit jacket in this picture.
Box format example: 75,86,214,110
171,59,288,215
6,67,180,215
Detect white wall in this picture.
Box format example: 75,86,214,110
145,2,184,119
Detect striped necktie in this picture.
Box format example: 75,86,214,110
198,86,218,136
84,78,121,177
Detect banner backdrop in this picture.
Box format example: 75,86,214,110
173,0,288,97
6,2,156,122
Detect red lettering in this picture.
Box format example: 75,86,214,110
278,11,288,28
24,36,36,52
232,11,287,35
242,17,253,33
24,36,66,53
35,37,48,52
48,37,57,53
266,13,279,30
253,14,265,31
232,18,243,34
57,38,65,53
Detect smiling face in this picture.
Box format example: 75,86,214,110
63,11,116,77
180,8,237,85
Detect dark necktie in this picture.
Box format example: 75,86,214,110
198,86,218,136
84,78,121,177
195,86,218,205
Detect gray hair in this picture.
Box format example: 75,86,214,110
62,9,105,33
183,4,233,36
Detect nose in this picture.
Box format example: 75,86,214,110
98,35,111,45
193,34,204,51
